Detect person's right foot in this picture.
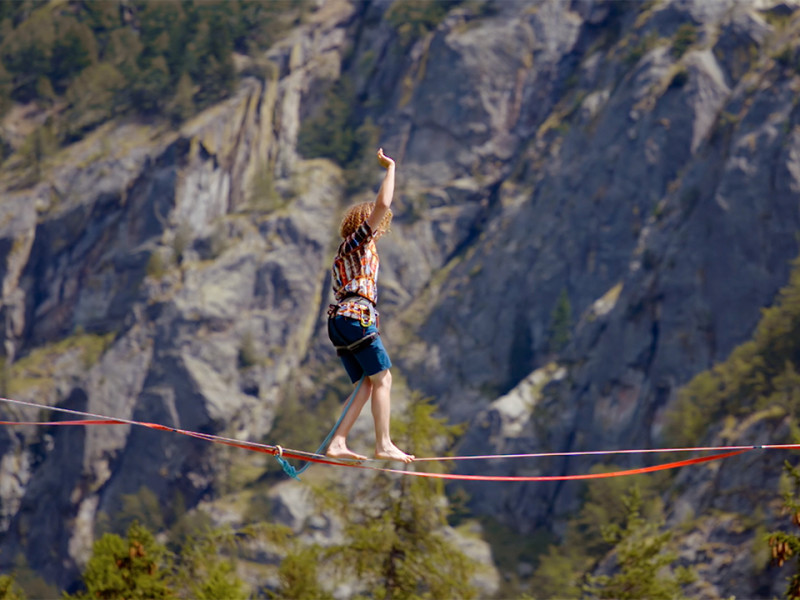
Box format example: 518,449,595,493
326,442,368,461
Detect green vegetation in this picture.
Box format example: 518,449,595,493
4,331,115,396
248,161,284,212
65,522,174,600
0,575,26,600
15,118,58,185
4,555,59,600
670,23,698,59
237,330,261,369
296,0,461,193
167,527,249,600
264,375,352,473
65,520,249,600
271,546,334,600
273,394,479,599
96,486,166,537
768,461,800,599
296,75,380,192
70,394,478,598
386,0,462,47
529,469,676,598
146,250,168,279
0,1,309,154
583,488,695,599
667,256,800,446
624,31,662,67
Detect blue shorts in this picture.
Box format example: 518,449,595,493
328,315,392,383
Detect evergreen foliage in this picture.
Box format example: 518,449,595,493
297,76,361,166
0,575,26,600
583,488,695,599
386,0,462,47
49,16,98,94
7,553,60,598
273,394,479,599
15,118,58,184
67,521,250,600
0,1,309,137
768,461,800,599
667,256,800,446
273,546,334,600
529,469,671,598
295,73,380,193
104,486,165,536
65,522,173,600
168,527,249,600
62,63,125,138
671,23,698,59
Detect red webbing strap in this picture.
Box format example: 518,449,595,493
0,415,765,479
348,448,754,482
0,416,353,466
0,420,124,426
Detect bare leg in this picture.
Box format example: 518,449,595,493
326,378,372,461
370,369,414,463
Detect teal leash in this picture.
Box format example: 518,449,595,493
276,374,365,480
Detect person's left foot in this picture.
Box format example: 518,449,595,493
375,443,415,463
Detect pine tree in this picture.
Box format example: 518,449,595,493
768,461,800,599
167,72,195,125
169,526,249,600
65,522,174,600
530,469,669,599
273,546,334,600
0,575,26,600
49,16,98,93
1,8,54,103
274,394,479,599
583,488,694,600
16,120,58,184
63,63,125,138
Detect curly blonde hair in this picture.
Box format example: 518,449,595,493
339,201,393,239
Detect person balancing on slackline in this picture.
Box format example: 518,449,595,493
325,148,415,464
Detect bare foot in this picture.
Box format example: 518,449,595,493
375,443,415,463
326,441,368,461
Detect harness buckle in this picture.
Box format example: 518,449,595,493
360,307,372,328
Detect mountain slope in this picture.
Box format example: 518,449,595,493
0,0,799,595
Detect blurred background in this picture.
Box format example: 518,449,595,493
1,0,800,597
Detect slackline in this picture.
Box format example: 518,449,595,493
0,394,797,482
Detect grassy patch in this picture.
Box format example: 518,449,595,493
5,331,115,397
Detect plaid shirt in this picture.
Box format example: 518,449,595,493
331,222,379,320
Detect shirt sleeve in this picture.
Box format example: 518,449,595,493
340,221,373,254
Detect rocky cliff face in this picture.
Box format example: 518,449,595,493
1,0,799,595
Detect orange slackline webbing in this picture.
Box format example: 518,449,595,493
337,448,754,481
0,396,793,481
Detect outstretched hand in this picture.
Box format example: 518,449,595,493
377,148,395,169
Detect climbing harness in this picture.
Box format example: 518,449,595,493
328,295,380,355
331,330,380,356
328,295,378,328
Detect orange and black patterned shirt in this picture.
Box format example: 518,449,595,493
331,222,379,319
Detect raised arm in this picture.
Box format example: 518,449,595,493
367,148,395,232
